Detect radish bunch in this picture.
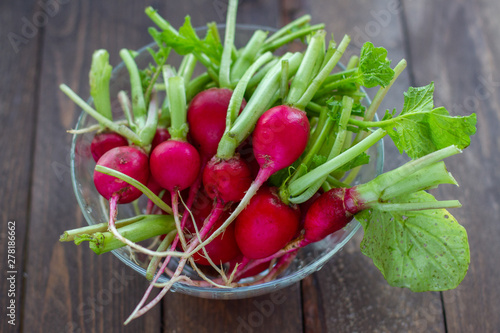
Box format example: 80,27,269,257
59,0,477,325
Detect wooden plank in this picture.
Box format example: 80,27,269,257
152,1,304,332
291,0,447,331
403,0,500,331
0,2,41,332
21,1,170,332
163,285,303,333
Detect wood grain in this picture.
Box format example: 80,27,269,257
0,2,41,332
293,0,446,331
403,0,500,331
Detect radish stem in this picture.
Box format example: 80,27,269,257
219,0,238,88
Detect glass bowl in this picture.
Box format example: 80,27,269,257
70,25,384,300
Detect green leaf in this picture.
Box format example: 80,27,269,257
155,16,223,66
358,42,395,88
401,82,434,114
385,107,477,159
356,191,470,292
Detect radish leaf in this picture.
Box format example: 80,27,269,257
151,16,223,66
358,42,395,88
383,83,477,158
356,191,470,292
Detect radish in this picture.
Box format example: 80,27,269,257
187,88,246,157
192,210,241,266
235,186,300,259
151,127,171,150
93,146,149,204
90,132,129,162
150,139,200,192
202,155,252,203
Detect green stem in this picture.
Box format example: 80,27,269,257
265,14,311,44
364,59,407,123
178,54,197,88
144,56,168,106
230,29,268,84
262,24,325,53
60,215,146,242
186,72,212,101
288,128,386,197
305,101,325,117
225,52,273,133
89,49,113,125
295,34,351,110
137,94,159,148
120,49,147,129
217,52,303,159
346,55,359,70
380,162,458,201
290,112,335,183
286,30,326,105
219,0,238,88
280,59,290,102
75,215,176,255
167,76,188,140
285,97,353,203
357,145,462,204
95,165,173,215
60,84,142,145
246,58,279,91
327,175,350,188
117,91,136,132
329,96,354,158
207,21,222,45
145,6,178,35
372,200,461,212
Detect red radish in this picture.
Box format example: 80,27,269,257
192,211,241,266
252,105,310,176
235,187,300,259
91,131,129,162
187,88,246,157
93,146,149,204
237,138,259,178
302,187,366,246
151,127,171,150
298,190,322,232
203,155,252,203
184,190,214,234
149,140,201,192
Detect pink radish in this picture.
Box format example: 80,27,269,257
151,127,171,150
150,140,200,193
187,88,246,157
93,146,149,204
192,210,241,266
91,131,129,162
235,186,300,259
302,187,365,245
203,155,253,203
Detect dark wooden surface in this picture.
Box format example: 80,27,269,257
1,0,498,332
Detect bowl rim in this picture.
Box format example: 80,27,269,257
70,25,385,299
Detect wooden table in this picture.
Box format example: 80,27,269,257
1,0,499,332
